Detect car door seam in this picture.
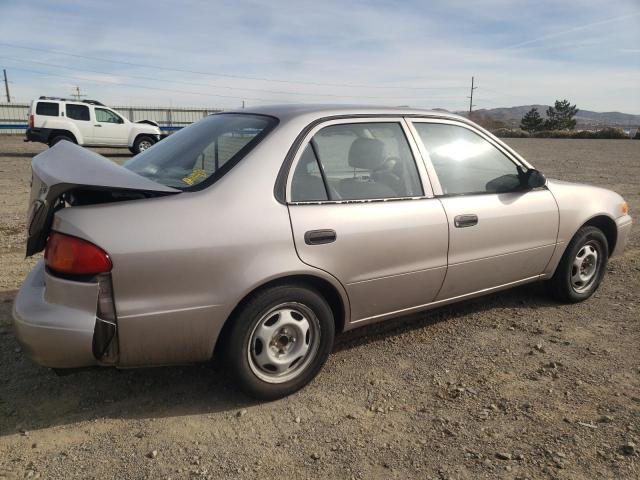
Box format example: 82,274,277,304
541,187,563,274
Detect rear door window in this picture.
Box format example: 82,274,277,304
35,102,59,117
66,104,90,121
291,144,328,202
291,122,423,201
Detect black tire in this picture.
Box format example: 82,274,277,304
133,135,156,154
49,134,74,147
221,284,335,400
128,146,137,155
548,226,608,303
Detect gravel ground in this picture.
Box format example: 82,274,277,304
0,135,638,480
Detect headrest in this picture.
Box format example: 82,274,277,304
348,138,386,170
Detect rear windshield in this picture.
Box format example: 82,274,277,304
124,113,277,190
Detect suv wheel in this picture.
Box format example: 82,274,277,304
548,226,608,303
133,135,156,154
49,134,74,147
222,285,335,400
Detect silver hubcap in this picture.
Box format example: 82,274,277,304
571,242,599,293
138,140,152,151
248,303,319,384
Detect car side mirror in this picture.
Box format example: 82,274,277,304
524,169,546,189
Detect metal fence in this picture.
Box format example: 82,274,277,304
0,102,223,134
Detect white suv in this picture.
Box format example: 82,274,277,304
25,97,163,154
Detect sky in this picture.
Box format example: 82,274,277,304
0,0,638,113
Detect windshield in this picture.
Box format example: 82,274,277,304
124,113,277,189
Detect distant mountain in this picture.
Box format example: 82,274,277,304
458,105,640,128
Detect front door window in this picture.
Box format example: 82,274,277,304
95,108,123,124
412,123,522,195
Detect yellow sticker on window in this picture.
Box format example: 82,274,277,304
182,169,207,186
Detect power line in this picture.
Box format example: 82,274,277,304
4,64,470,108
2,65,285,103
2,43,502,110
0,55,467,101
0,42,468,92
477,86,530,101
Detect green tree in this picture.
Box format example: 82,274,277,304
520,107,545,132
545,99,578,130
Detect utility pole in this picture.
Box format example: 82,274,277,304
3,69,10,103
71,85,86,101
468,76,477,116
242,100,245,109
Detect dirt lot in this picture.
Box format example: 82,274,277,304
0,135,638,479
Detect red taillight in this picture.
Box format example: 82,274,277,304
29,114,34,128
45,232,112,275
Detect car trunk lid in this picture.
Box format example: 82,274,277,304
26,141,180,256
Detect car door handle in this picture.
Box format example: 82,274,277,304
454,214,478,228
94,124,102,127
304,229,337,245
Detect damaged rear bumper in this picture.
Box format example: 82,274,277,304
12,260,99,368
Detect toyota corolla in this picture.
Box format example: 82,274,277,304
13,106,632,399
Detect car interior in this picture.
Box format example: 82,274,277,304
291,123,423,202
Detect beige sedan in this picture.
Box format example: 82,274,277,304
13,106,632,399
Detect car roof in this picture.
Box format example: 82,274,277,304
35,97,106,106
223,104,467,123
221,104,533,170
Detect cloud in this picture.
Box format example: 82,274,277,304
504,11,640,49
0,0,638,112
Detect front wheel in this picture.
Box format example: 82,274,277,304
222,285,335,400
132,135,156,154
548,226,608,303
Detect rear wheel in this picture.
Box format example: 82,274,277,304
133,135,156,154
548,226,608,303
222,285,335,400
49,134,74,147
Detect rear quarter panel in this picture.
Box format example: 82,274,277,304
52,123,350,367
33,103,84,143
